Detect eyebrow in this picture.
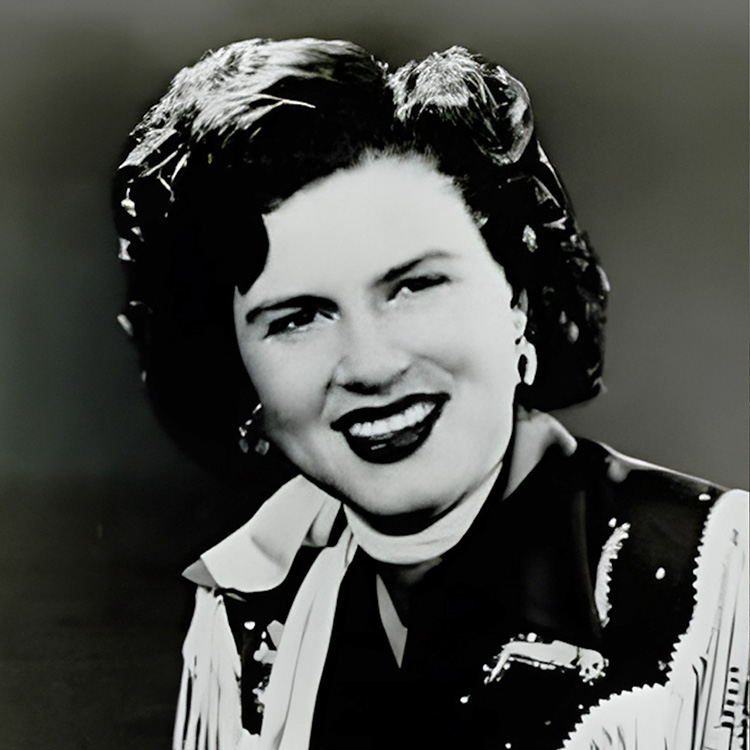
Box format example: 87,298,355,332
243,250,454,324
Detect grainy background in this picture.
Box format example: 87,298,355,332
1,1,746,747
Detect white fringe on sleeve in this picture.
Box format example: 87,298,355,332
174,527,356,750
173,586,255,750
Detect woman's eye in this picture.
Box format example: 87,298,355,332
392,274,449,299
266,309,325,337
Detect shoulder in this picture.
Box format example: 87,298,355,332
578,439,745,592
575,438,733,582
574,438,748,675
575,436,743,590
577,436,728,505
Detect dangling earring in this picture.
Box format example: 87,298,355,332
517,336,538,386
238,403,270,456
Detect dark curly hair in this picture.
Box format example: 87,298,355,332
113,38,608,477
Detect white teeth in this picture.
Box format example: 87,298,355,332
348,401,436,439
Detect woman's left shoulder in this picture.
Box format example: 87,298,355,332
576,438,747,627
578,437,734,507
576,438,745,558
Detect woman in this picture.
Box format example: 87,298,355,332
113,39,748,750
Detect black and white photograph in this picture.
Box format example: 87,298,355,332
1,2,747,748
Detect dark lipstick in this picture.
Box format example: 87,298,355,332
331,393,449,464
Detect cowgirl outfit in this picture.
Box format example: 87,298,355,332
173,413,748,750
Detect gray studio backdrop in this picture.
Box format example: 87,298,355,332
1,1,747,748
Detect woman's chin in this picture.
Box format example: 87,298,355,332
302,464,449,534
342,495,448,536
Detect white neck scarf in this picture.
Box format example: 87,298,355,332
342,462,502,565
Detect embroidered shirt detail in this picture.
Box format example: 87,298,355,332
483,635,608,686
594,522,631,627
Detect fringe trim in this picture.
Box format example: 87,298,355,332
173,587,248,750
666,489,749,750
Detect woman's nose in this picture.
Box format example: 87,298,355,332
333,312,410,395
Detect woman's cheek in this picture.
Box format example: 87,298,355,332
395,298,469,364
255,346,330,428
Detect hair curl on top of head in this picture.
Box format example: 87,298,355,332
113,38,608,478
390,46,533,166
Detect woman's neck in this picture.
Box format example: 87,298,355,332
343,460,503,566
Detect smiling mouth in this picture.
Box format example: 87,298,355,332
331,394,449,464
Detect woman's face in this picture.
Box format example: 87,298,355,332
234,155,528,530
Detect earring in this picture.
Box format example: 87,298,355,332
238,403,270,456
517,336,538,386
